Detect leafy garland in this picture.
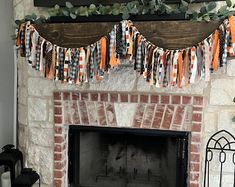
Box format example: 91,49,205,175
15,0,235,25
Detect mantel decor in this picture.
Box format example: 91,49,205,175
16,16,235,88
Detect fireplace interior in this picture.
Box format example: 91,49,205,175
68,126,189,187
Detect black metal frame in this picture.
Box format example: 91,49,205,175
203,130,235,187
68,125,189,187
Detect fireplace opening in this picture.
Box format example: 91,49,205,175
68,126,189,187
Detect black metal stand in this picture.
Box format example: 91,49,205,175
203,130,235,187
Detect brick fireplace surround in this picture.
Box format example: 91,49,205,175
53,91,203,187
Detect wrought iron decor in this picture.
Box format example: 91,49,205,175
203,130,235,187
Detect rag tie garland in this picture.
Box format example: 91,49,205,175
16,16,235,88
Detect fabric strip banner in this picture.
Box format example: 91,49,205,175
16,16,235,88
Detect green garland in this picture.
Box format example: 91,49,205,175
15,0,235,25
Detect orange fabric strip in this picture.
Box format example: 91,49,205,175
109,46,120,68
178,51,183,88
212,30,220,71
99,37,107,70
229,16,235,43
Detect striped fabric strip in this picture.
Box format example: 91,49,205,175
25,22,32,63
55,46,60,81
35,37,42,71
172,51,179,86
63,48,70,82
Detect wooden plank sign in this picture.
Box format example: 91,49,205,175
34,20,222,49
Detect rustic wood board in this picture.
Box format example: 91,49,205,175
34,20,222,50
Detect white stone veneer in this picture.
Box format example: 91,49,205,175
14,1,235,186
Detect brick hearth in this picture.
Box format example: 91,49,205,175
53,91,203,187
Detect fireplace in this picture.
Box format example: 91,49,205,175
53,91,203,187
68,126,189,187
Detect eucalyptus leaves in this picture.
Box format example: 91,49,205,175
15,0,235,24
47,0,174,20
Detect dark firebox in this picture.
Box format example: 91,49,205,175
68,126,189,187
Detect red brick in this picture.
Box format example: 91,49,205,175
63,92,70,100
72,92,79,100
192,113,202,122
100,93,108,102
162,105,175,129
191,123,201,132
150,95,159,103
193,96,204,106
161,95,170,104
191,133,201,143
54,101,61,106
120,94,128,102
54,145,62,152
191,144,200,153
130,94,138,103
97,102,107,126
71,101,80,125
173,106,185,125
78,101,89,125
191,153,200,162
109,93,118,102
152,104,165,129
54,162,63,170
54,116,62,124
182,96,192,104
193,106,203,112
81,92,89,100
54,136,63,143
54,179,62,187
190,163,200,172
54,153,62,161
54,107,62,115
86,102,98,125
171,95,181,104
105,103,117,126
54,170,63,178
55,127,62,134
189,183,199,187
190,172,199,181
54,92,61,100
142,104,155,128
90,93,98,101
140,94,149,103
132,104,145,128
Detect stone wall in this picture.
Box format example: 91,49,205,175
14,1,235,186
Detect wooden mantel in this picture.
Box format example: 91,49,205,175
34,20,221,49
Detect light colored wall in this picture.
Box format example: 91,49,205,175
0,0,14,149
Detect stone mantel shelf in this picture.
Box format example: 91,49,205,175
34,20,221,49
